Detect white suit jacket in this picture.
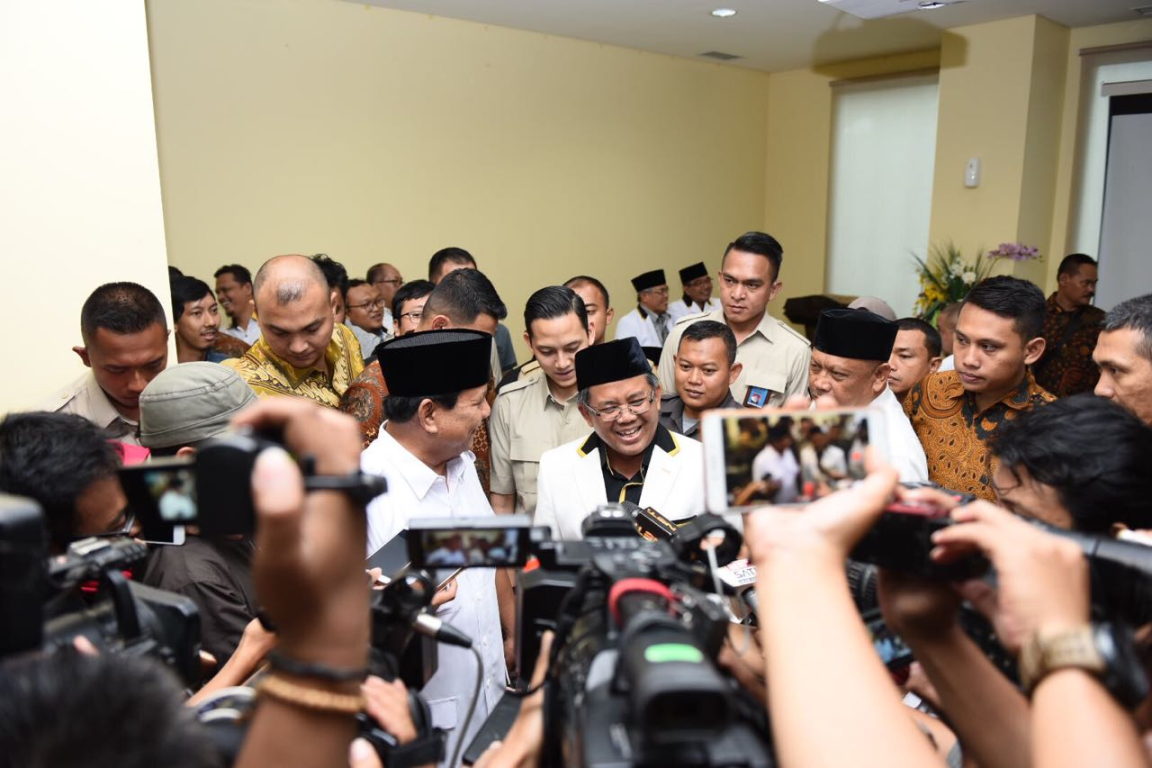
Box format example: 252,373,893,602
614,307,674,349
534,427,705,540
668,297,721,322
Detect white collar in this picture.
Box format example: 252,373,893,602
369,424,475,501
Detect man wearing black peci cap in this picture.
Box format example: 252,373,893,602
534,337,705,540
668,262,721,322
614,269,674,351
359,329,506,759
809,308,928,483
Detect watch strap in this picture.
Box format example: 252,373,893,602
1020,624,1106,695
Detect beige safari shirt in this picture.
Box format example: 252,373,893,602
489,373,590,514
657,308,811,408
39,371,142,445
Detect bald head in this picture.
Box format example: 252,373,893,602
253,255,335,370
254,254,328,305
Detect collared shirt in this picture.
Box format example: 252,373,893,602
751,444,800,503
361,428,506,754
581,424,677,505
658,391,739,439
871,386,929,483
39,371,142,445
222,317,262,346
668,296,721,322
223,323,364,408
1035,294,1105,397
658,308,811,408
339,360,497,493
614,306,674,349
382,307,394,337
140,536,256,668
904,370,1054,500
347,321,386,362
489,373,589,514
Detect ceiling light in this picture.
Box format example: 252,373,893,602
918,1,946,8
711,8,737,18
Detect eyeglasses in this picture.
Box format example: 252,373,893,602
685,276,712,288
72,509,136,542
373,278,403,287
584,391,656,422
641,286,670,296
348,299,386,311
398,310,423,322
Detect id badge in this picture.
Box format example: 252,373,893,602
742,386,774,408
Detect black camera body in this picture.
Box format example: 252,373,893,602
0,494,202,686
514,507,774,767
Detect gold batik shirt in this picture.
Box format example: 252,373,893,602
903,369,1054,500
224,323,364,408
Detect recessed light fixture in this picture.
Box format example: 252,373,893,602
711,8,737,18
918,1,946,8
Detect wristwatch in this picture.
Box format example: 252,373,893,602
1020,622,1149,709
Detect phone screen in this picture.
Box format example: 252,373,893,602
409,526,528,569
703,408,882,511
864,611,914,670
120,460,199,540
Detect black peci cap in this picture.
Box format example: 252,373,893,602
813,308,899,362
378,329,491,396
678,262,708,283
631,270,666,293
575,337,651,390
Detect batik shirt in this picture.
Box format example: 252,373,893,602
224,323,363,408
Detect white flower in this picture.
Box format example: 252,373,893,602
962,270,977,284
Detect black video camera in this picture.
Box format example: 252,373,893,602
0,494,202,686
407,505,774,767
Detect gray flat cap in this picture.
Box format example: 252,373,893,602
139,362,257,449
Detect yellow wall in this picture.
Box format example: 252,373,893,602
146,0,771,359
1,1,172,414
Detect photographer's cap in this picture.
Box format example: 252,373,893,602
678,262,709,284
139,363,257,449
377,329,491,396
576,337,650,391
814,308,898,362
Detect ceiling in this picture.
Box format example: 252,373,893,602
349,0,1147,72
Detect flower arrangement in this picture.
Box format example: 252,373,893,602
913,242,1042,324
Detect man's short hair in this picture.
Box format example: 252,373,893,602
168,265,184,281
170,277,213,323
564,275,611,310
423,269,507,325
393,280,436,317
310,254,348,295
365,263,388,283
723,231,784,279
80,282,167,342
0,651,216,768
383,392,460,424
896,317,943,358
1057,253,1097,278
678,320,737,366
213,264,252,286
993,394,1152,532
344,278,369,302
0,412,120,549
938,302,961,324
428,247,477,281
962,276,1046,341
524,286,589,338
577,371,660,409
1103,293,1152,362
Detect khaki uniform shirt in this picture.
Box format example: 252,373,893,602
223,323,364,408
658,308,811,408
39,371,142,445
489,373,590,514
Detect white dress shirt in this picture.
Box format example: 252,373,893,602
614,306,674,349
362,427,505,763
222,317,261,346
938,355,955,372
871,386,929,483
667,296,721,322
751,444,800,503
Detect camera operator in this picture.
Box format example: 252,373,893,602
932,502,1149,768
0,411,134,551
136,363,261,669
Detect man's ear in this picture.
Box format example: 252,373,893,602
873,362,891,395
579,403,595,429
767,280,783,303
928,356,942,375
523,330,532,349
175,446,197,458
428,315,450,331
1024,337,1047,367
728,362,743,386
73,346,91,368
418,398,440,434
605,307,615,327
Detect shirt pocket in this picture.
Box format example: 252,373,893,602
509,438,550,500
743,371,789,407
426,696,459,731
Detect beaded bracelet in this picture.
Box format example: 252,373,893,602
256,674,366,715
